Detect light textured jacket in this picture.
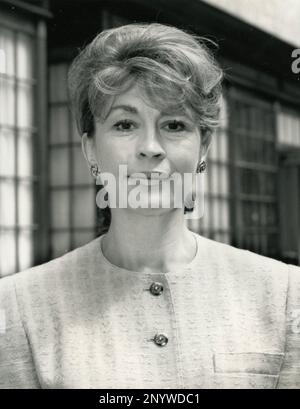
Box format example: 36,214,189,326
0,232,300,389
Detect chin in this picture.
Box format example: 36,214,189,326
128,207,174,217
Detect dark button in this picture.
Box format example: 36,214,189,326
153,333,168,347
150,282,164,296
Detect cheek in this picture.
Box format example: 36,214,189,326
177,157,198,174
168,142,199,174
95,140,131,176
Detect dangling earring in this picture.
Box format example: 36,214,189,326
191,160,206,202
196,160,207,174
91,163,109,208
90,163,101,179
184,160,206,220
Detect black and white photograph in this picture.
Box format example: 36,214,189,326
0,0,300,391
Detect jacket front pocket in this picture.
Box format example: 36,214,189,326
212,352,284,389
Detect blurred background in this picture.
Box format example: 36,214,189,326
0,0,300,277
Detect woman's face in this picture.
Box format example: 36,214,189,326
84,84,204,213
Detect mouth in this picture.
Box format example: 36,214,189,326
128,171,171,180
127,172,172,187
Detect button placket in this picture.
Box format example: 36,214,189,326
141,275,182,387
147,280,169,347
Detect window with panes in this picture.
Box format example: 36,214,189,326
49,63,96,258
189,95,231,244
277,105,300,149
0,13,37,277
228,88,279,258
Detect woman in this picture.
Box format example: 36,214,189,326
0,23,300,389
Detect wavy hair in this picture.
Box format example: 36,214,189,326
68,22,223,145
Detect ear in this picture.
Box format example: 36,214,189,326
81,132,98,166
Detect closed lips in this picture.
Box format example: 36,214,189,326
128,172,170,179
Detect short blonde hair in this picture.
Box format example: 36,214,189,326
68,22,223,143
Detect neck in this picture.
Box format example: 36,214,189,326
101,208,197,273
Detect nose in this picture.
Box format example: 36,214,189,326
136,126,166,159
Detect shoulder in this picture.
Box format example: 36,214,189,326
0,273,42,388
194,234,300,310
0,273,19,322
1,235,101,292
286,263,300,296
277,265,300,388
0,236,102,321
284,263,300,327
197,233,291,283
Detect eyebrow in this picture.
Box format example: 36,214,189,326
106,104,191,119
108,105,138,116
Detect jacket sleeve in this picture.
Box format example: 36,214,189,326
0,275,40,389
277,263,300,388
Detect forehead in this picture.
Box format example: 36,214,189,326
106,84,194,119
110,85,156,113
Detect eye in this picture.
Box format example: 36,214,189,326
163,120,187,132
113,119,136,132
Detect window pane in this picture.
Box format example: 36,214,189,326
0,231,16,276
51,231,70,258
73,145,92,185
18,229,33,271
262,140,276,165
266,233,279,256
51,189,70,228
261,203,278,227
50,106,69,144
278,110,300,148
240,169,260,195
73,187,95,228
0,180,16,226
261,171,276,196
0,28,15,76
0,129,15,176
0,77,15,125
73,230,95,248
17,83,33,128
50,147,70,186
242,201,260,227
17,33,33,79
18,131,33,176
18,181,33,227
